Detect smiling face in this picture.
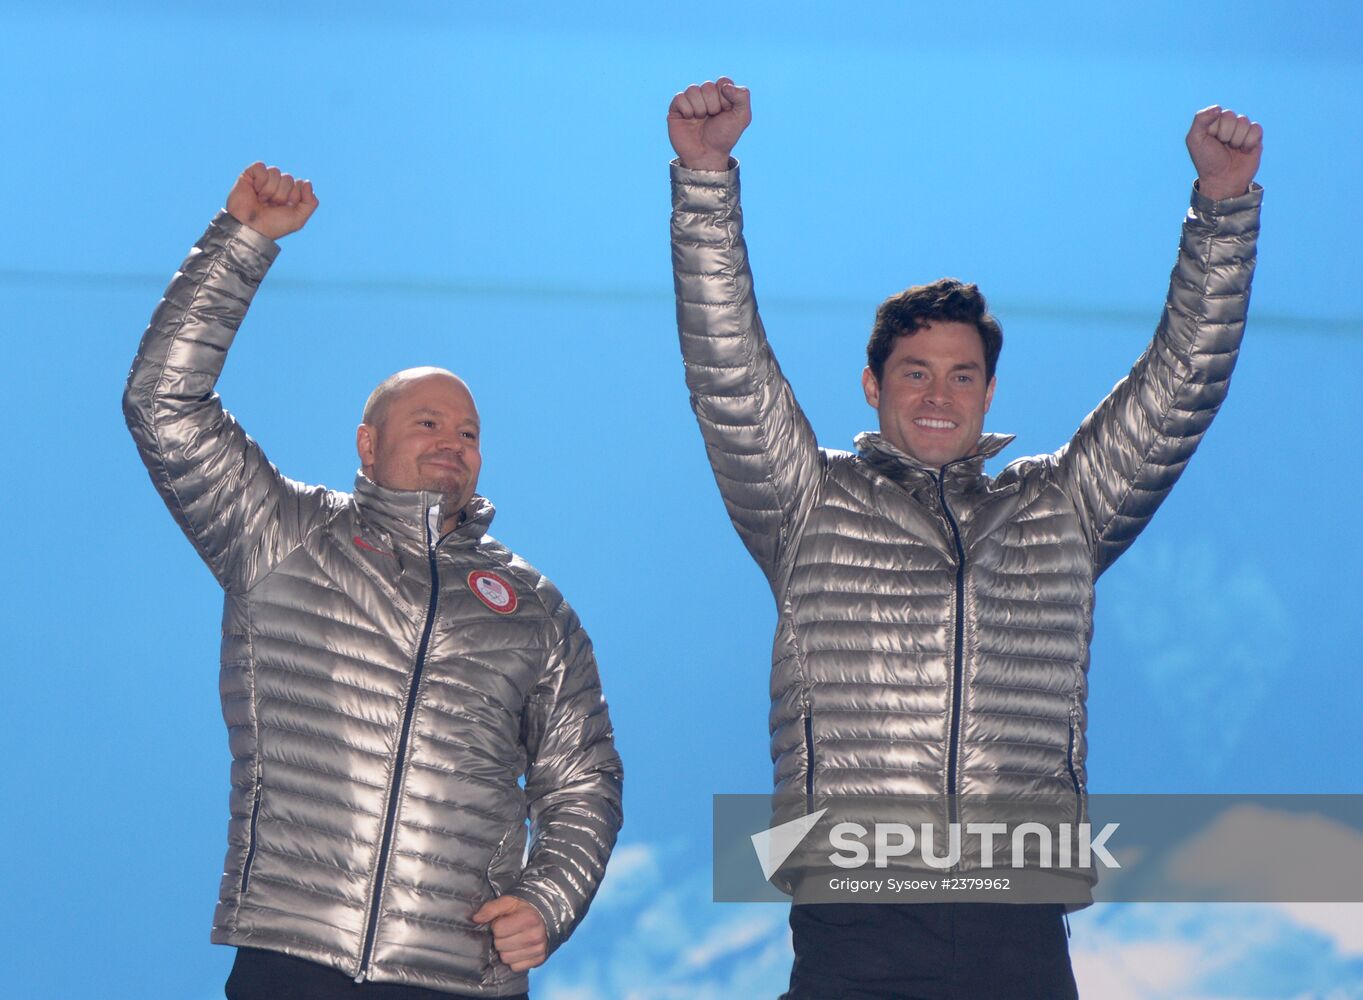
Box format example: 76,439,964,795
861,321,996,468
356,370,482,514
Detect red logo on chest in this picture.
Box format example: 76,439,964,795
353,535,394,557
468,570,518,614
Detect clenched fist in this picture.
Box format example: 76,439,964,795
667,77,751,172
1186,107,1263,201
226,162,319,241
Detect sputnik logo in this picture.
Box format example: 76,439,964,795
751,808,828,880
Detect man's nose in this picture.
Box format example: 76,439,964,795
433,435,464,456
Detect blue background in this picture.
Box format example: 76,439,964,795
3,2,1360,996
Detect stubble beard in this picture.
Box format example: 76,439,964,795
425,474,472,529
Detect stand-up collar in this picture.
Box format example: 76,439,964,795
854,431,1014,488
353,472,495,545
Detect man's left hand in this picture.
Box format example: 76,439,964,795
1186,106,1263,201
472,895,548,972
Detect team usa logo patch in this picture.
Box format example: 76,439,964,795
468,570,518,615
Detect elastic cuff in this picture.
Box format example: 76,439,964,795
1190,180,1263,217
211,209,282,262
670,156,739,182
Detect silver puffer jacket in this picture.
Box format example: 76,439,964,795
672,162,1259,877
124,212,623,995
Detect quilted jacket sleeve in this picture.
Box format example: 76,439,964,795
671,160,825,585
122,211,332,593
511,593,623,954
1054,183,1261,577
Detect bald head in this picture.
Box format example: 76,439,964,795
356,368,483,522
362,367,475,430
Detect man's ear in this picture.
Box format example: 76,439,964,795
356,423,376,469
983,375,996,414
861,366,881,409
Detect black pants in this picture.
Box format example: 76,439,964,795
782,902,1078,1000
225,947,529,1000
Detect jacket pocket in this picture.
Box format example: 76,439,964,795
484,822,526,898
480,823,527,987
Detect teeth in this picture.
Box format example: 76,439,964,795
915,418,957,429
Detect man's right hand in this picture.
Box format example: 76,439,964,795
226,162,319,240
667,77,751,171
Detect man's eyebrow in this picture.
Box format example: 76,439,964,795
408,406,481,428
894,355,983,371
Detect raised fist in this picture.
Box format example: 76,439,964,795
667,78,751,172
1186,107,1263,201
226,162,319,240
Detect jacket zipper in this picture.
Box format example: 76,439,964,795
1065,719,1081,797
239,781,264,894
936,472,967,828
803,714,815,813
1066,712,1083,828
355,506,443,983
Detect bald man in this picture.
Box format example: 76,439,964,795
124,164,622,1000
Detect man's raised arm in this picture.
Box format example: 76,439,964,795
1051,107,1263,576
123,164,327,592
669,79,824,585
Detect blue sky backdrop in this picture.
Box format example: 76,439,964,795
3,2,1360,997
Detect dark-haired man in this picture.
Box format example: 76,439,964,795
667,79,1261,998
125,163,622,999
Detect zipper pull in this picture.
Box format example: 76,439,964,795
426,503,442,551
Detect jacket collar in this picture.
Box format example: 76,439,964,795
854,431,1014,488
353,472,495,546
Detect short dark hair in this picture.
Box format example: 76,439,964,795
866,278,1003,382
